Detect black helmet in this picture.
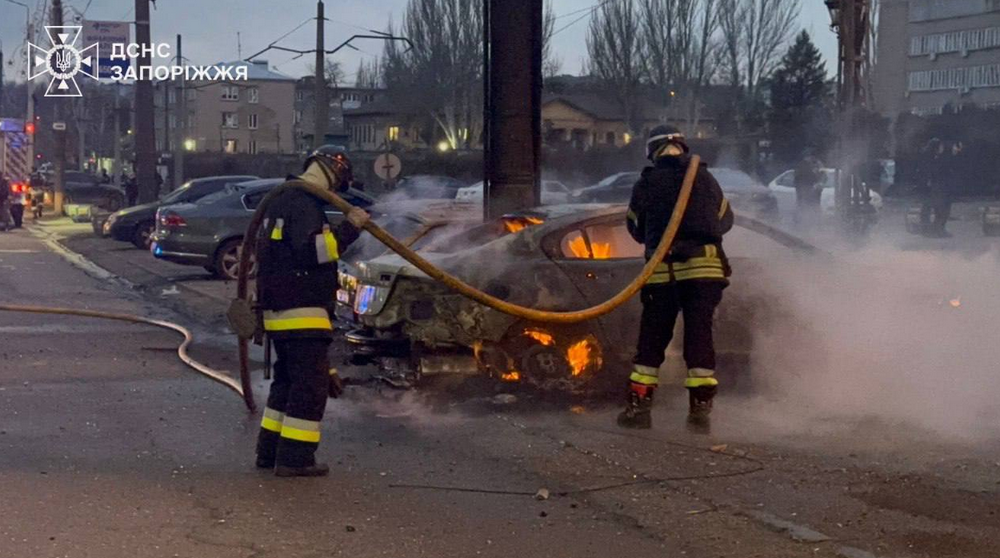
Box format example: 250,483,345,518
646,125,688,160
305,145,354,191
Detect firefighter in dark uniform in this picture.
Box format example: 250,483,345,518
255,145,370,477
618,126,734,429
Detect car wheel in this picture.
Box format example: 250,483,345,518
214,239,255,281
132,220,155,249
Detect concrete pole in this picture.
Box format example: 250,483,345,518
51,0,66,214
484,0,543,219
174,33,185,188
133,0,158,204
26,23,35,169
113,84,121,187
313,0,327,149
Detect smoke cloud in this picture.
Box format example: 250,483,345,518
742,240,1000,443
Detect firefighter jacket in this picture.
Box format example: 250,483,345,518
626,155,734,284
257,181,361,339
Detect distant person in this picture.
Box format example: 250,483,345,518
100,169,111,184
0,176,12,232
124,174,138,207
918,138,949,237
793,156,822,220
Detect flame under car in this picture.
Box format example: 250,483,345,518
339,204,808,391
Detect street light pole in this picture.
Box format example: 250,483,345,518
314,0,327,149
5,0,36,174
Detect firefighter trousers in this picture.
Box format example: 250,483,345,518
630,281,725,388
256,337,331,468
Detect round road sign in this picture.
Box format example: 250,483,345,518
374,153,402,181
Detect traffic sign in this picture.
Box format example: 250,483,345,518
374,153,402,181
52,122,67,131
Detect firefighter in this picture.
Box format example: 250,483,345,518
255,145,370,477
618,126,734,430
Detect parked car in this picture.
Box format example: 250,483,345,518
380,175,468,201
768,168,883,217
62,171,126,211
455,180,573,206
104,175,258,249
571,172,641,203
572,168,778,216
339,204,809,391
150,179,375,280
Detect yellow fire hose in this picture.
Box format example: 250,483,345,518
233,156,701,410
0,303,249,408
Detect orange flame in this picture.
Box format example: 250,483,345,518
503,216,545,234
501,370,522,382
523,328,555,346
566,340,592,377
567,236,613,259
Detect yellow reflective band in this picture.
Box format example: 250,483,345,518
261,416,283,433
685,377,719,388
688,367,715,378
316,228,340,264
674,268,726,281
705,245,718,258
280,417,321,443
718,198,729,220
672,257,723,270
263,307,332,332
630,372,660,385
627,209,638,225
270,218,284,241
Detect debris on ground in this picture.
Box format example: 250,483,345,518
535,488,550,501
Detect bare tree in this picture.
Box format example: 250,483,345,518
718,0,745,89
543,0,563,79
741,0,799,99
586,0,645,134
355,59,383,89
383,0,483,149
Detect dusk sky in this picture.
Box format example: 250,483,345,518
1,1,838,84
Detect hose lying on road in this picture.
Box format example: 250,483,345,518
0,303,248,409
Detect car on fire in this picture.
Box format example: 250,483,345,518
339,204,808,391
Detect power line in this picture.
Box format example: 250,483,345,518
553,0,613,21
552,8,596,37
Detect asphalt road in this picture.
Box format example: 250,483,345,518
1,221,999,558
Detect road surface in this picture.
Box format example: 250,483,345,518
1,222,999,558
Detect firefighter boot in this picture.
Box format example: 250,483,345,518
687,385,717,428
617,383,655,429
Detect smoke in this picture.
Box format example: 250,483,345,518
742,241,1000,443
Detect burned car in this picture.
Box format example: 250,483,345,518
340,204,806,390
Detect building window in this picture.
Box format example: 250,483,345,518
294,110,302,125
169,115,177,129
222,112,239,129
248,114,259,130
387,126,400,141
168,88,176,104
224,139,238,153
248,140,258,155
910,27,1000,57
248,87,259,104
221,85,240,101
908,64,1000,92
296,90,304,102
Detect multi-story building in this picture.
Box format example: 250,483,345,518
156,60,296,155
875,0,1000,116
293,79,385,152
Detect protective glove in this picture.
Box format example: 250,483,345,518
328,368,345,399
347,208,370,229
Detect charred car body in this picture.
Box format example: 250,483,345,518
339,204,804,390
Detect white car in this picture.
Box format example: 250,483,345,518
455,180,572,206
769,168,882,217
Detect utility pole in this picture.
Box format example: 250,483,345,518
828,0,874,236
161,81,170,192
134,0,158,204
484,0,543,219
113,84,121,187
313,0,327,149
1,42,5,117
52,0,66,214
174,34,185,188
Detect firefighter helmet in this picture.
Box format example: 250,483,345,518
646,125,689,160
305,145,354,191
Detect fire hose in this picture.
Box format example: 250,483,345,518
0,303,247,406
232,156,702,411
